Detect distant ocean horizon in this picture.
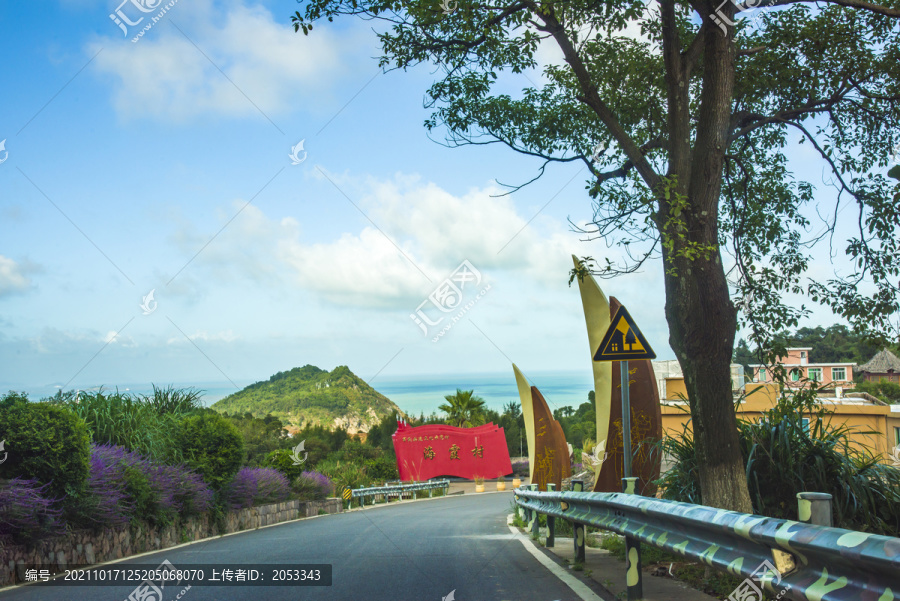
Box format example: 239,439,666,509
10,370,596,417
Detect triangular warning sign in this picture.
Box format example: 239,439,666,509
593,305,656,361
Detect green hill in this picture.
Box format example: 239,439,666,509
211,365,403,433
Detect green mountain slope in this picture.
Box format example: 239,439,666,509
211,365,402,433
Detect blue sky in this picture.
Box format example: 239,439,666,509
0,0,871,398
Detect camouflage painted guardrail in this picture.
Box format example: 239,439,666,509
350,479,450,507
515,484,900,601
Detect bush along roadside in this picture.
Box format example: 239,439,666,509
653,387,900,535
0,390,339,552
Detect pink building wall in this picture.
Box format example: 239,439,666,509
750,348,855,388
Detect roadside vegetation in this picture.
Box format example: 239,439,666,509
655,387,900,536
0,388,340,547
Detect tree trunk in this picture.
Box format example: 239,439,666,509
663,253,752,512
656,10,753,513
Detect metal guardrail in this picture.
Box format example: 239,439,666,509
515,481,900,601
349,479,450,507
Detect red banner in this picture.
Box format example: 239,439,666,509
392,421,513,481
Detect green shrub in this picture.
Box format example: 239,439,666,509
226,413,290,467
856,380,900,403
177,412,245,490
264,448,306,481
655,390,900,534
326,439,377,464
365,454,399,481
0,391,91,502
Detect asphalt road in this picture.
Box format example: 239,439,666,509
1,492,601,601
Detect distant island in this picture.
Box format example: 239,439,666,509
211,365,403,434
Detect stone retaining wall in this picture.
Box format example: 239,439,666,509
0,498,342,588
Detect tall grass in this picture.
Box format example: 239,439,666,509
316,459,370,491
46,386,202,463
655,391,900,534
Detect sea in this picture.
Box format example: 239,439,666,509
13,371,595,418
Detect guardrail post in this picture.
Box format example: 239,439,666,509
527,484,538,533
622,477,643,601
797,492,833,527
571,480,585,564
546,483,555,547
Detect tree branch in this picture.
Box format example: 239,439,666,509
770,0,900,18
521,0,661,190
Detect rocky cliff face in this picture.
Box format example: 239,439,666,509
331,407,381,435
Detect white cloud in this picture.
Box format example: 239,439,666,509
281,171,590,306
91,0,365,120
30,328,95,354
0,255,36,297
169,171,628,308
104,330,137,347
166,329,238,345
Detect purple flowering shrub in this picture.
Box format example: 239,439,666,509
83,444,137,526
0,478,65,543
1,444,215,540
223,467,291,510
291,471,333,501
511,459,530,476
78,444,213,528
161,465,213,516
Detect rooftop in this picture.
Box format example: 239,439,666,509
858,348,900,374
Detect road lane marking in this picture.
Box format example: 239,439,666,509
506,522,604,601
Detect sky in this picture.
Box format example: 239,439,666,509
0,0,878,399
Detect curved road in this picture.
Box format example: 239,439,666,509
1,492,605,601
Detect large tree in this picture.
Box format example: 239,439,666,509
292,0,900,510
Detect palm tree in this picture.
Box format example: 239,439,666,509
439,389,486,428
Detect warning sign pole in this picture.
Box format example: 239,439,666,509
593,303,656,479
620,360,632,478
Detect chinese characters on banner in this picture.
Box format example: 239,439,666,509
392,422,512,481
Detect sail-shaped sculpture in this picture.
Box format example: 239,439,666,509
572,256,614,454
513,363,571,490
512,363,536,481
530,386,571,491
